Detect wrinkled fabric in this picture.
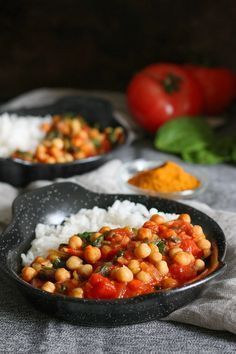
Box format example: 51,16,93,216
0,159,235,334
0,89,235,353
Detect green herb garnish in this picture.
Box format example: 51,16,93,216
52,258,66,269
59,284,67,293
77,232,93,241
96,262,113,276
154,117,236,164
154,240,166,254
92,138,101,147
169,236,181,243
91,234,104,247
46,130,62,140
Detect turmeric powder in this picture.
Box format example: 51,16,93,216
128,161,200,193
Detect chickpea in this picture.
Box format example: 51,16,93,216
69,235,83,249
117,256,128,265
32,263,42,272
22,266,37,282
99,226,111,233
150,214,165,224
134,243,151,259
41,122,51,133
136,270,152,283
47,253,60,262
115,266,134,282
179,214,191,223
89,128,100,138
72,119,81,133
197,239,211,250
149,244,159,252
194,259,205,271
52,138,64,150
64,153,74,162
162,277,178,289
101,245,112,258
203,249,211,258
56,156,66,163
174,252,192,266
127,259,141,275
55,268,71,282
90,232,102,242
50,146,63,159
169,247,183,258
41,281,56,293
84,245,101,264
66,256,83,270
137,227,152,241
74,151,86,159
78,264,93,278
156,260,169,276
36,149,48,162
41,259,53,268
148,251,162,264
193,225,204,237
35,256,46,264
46,156,56,164
70,287,84,298
36,144,46,155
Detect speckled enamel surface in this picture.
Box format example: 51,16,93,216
0,182,226,326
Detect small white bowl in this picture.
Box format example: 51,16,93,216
119,159,206,200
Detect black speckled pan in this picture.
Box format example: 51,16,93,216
0,183,227,327
0,96,130,187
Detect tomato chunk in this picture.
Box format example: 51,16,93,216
85,273,118,299
181,239,203,258
169,263,197,282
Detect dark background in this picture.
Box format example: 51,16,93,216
0,0,235,101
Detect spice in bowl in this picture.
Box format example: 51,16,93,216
128,161,201,193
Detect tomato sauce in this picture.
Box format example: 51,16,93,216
21,213,213,299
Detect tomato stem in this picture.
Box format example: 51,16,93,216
161,73,182,94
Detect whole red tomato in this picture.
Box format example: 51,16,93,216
127,63,204,132
185,65,236,115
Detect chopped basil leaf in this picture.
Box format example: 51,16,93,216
77,232,93,241
91,234,104,247
92,138,101,147
154,240,166,254
46,130,61,140
52,258,66,269
97,262,113,276
59,284,67,293
108,129,117,144
132,228,138,236
169,236,181,243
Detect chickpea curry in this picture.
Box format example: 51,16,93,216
21,213,218,300
12,114,125,163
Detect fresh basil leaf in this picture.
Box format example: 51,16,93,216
182,148,225,164
154,117,213,154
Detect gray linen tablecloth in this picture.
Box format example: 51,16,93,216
0,89,236,353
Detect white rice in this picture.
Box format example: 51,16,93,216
21,200,178,265
0,113,50,157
